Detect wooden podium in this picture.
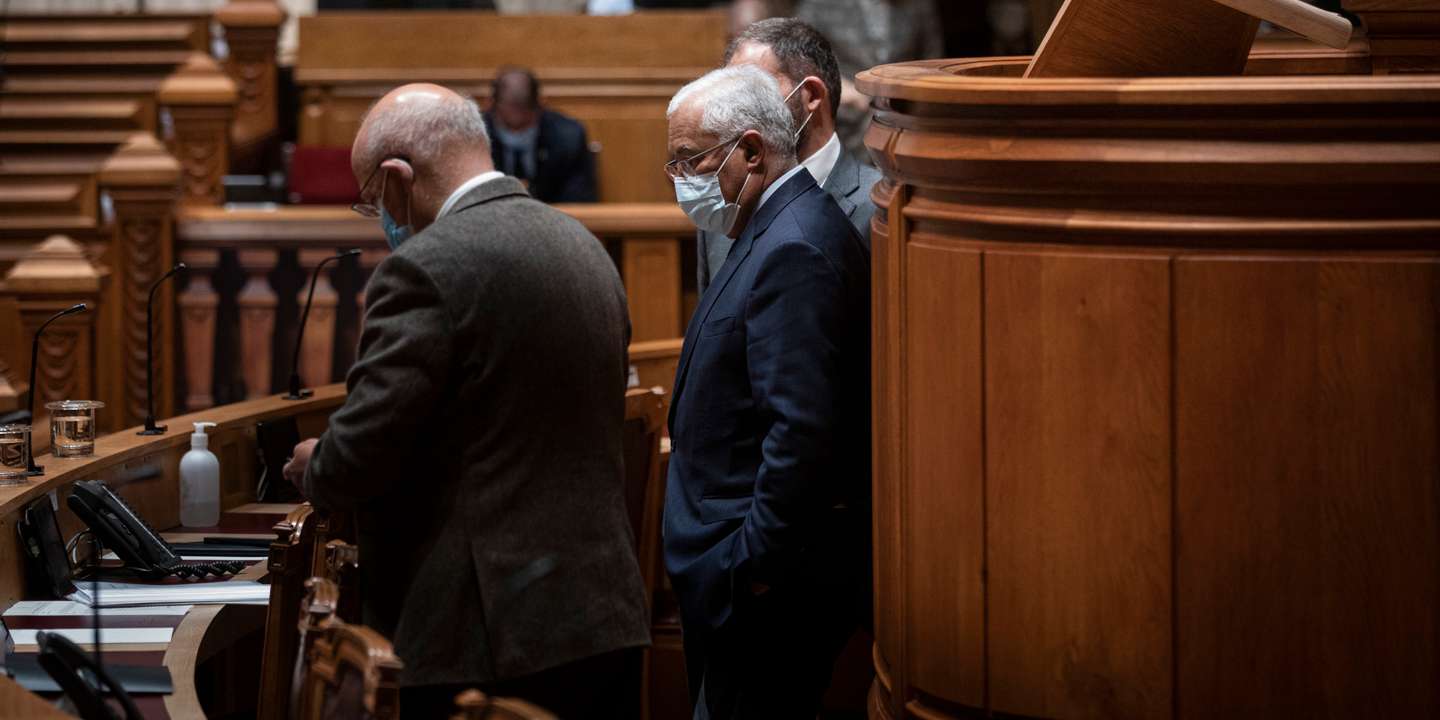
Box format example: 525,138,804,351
856,1,1440,718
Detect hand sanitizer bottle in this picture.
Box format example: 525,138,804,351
180,422,220,527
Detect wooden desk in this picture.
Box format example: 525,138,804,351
0,388,343,717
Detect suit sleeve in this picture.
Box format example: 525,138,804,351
732,237,848,586
303,253,453,511
553,125,598,203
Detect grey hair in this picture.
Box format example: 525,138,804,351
358,88,490,166
667,65,796,161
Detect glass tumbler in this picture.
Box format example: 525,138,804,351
46,400,104,458
0,424,30,485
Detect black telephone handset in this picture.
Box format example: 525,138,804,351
66,480,242,580
36,631,144,720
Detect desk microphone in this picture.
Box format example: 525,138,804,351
27,303,88,476
139,263,186,436
286,249,360,400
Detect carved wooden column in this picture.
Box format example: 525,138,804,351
238,249,279,399
296,249,339,389
217,0,285,168
159,54,238,206
178,247,221,411
0,236,103,445
98,134,181,432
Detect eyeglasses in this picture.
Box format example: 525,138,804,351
664,134,743,180
351,156,410,217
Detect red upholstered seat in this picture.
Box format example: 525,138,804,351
288,146,361,205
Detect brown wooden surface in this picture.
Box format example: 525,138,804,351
295,11,724,203
858,51,1440,720
1027,0,1260,77
258,504,319,720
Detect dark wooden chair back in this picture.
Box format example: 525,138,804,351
622,387,666,599
258,503,318,720
295,577,402,720
323,539,361,624
451,689,557,720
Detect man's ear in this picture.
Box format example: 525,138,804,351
799,75,827,115
739,130,766,171
379,157,414,185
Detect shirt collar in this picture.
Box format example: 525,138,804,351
800,133,842,189
437,171,506,220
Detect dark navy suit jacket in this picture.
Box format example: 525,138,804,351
662,168,872,635
482,110,597,203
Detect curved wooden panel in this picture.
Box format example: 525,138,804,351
858,55,1440,720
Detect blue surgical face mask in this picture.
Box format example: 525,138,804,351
380,205,412,250
673,139,751,238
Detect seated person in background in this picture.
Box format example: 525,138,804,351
662,65,872,719
283,83,648,720
483,67,599,203
698,16,883,296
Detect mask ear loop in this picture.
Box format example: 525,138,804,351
783,81,815,144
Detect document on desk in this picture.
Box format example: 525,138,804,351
3,602,191,648
68,580,269,608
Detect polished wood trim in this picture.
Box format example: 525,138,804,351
1,384,345,519
164,604,223,719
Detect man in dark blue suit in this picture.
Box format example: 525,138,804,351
483,67,598,203
662,65,871,719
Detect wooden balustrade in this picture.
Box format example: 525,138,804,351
174,203,696,412
216,0,286,168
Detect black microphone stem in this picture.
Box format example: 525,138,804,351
26,303,88,475
140,263,186,436
287,250,360,400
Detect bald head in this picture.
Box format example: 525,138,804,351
352,83,495,235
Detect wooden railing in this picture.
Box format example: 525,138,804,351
173,203,695,411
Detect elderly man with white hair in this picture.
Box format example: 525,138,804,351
661,65,872,719
283,83,649,719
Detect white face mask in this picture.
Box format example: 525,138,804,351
673,138,751,238
784,82,813,145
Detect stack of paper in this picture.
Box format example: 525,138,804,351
3,601,192,648
67,580,270,608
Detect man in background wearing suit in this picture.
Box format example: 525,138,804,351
483,67,599,203
283,83,648,719
696,17,882,296
663,66,872,719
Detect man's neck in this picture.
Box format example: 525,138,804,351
796,118,837,161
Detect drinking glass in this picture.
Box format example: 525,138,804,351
46,400,104,458
0,424,29,485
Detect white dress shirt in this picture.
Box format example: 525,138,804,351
800,132,843,189
437,171,506,220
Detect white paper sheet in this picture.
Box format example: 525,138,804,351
68,581,269,608
5,600,193,617
8,627,174,646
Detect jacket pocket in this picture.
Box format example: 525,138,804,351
700,316,735,337
699,493,753,524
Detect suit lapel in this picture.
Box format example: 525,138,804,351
823,151,862,219
669,170,818,425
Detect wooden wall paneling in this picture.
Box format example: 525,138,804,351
901,237,986,712
294,12,726,203
98,134,181,431
179,247,222,411
1174,255,1440,718
237,248,279,399
623,237,682,342
984,250,1172,720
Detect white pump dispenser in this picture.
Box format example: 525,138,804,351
180,422,220,527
